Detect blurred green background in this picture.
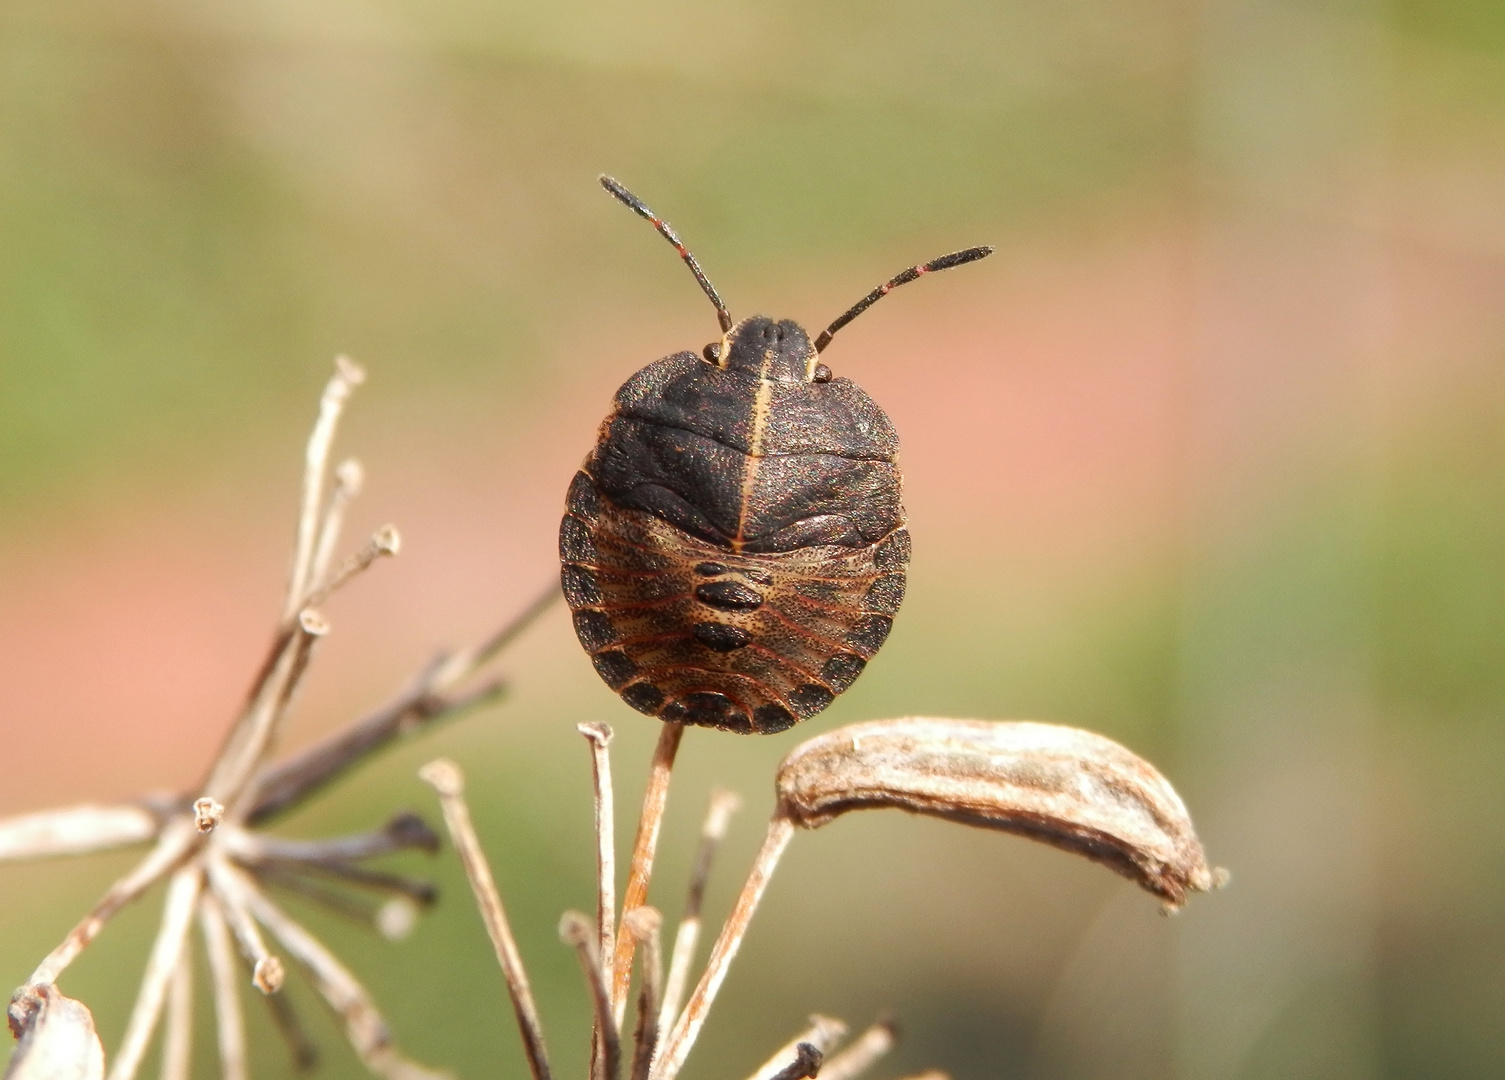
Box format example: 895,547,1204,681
3,0,1504,1077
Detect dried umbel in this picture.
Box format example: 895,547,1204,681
776,717,1221,906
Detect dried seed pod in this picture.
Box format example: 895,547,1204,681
775,718,1221,907
4,985,104,1080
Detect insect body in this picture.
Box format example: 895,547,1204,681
561,176,991,733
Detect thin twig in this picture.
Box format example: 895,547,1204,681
561,912,620,1080
159,946,193,1080
0,804,161,863
108,866,203,1080
768,1044,823,1080
260,858,437,904
816,1019,898,1080
743,1017,847,1080
654,815,797,1080
579,722,617,1080
19,820,199,995
302,525,400,611
624,907,663,1080
231,869,445,1080
578,724,617,964
206,854,285,993
206,610,328,815
612,722,684,1024
246,582,555,826
285,357,365,618
219,813,439,865
247,674,505,826
200,895,248,1080
263,986,321,1072
659,789,740,1040
419,759,552,1080
432,581,562,686
310,458,365,588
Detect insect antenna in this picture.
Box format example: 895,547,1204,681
813,245,994,353
600,175,733,333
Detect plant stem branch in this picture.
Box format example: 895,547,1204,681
611,722,684,1024
107,866,203,1080
0,804,162,864
199,896,248,1080
419,759,552,1080
159,945,193,1080
653,815,796,1080
659,789,740,1040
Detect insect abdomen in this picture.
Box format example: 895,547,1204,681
560,468,909,734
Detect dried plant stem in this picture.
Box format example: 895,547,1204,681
220,814,438,865
624,908,663,1080
611,722,684,1023
561,912,620,1080
0,804,161,863
579,723,617,1080
199,896,248,1080
419,759,552,1080
654,815,796,1080
434,582,562,686
817,1019,898,1080
742,1017,847,1080
108,867,203,1080
205,855,284,993
21,822,199,993
310,458,364,587
263,984,321,1072
658,789,740,1041
767,1044,823,1080
578,724,617,963
213,611,327,818
302,526,400,610
159,948,193,1080
285,357,365,618
247,674,503,826
232,872,443,1080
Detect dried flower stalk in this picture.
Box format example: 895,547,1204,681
611,722,684,1024
6,359,556,1080
419,760,553,1080
742,1017,847,1080
816,1018,898,1080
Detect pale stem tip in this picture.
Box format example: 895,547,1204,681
378,898,419,941
297,610,330,636
418,760,464,797
578,722,614,746
374,525,401,555
334,458,365,490
193,798,225,834
622,906,661,941
559,910,595,947
334,355,367,385
253,957,285,995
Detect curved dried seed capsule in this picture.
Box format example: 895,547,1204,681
5,984,105,1080
775,718,1222,908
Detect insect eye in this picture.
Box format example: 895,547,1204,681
703,342,722,363
812,363,833,383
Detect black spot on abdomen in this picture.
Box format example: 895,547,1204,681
695,580,764,612
692,622,752,652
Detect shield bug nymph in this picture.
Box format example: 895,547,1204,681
561,175,992,734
